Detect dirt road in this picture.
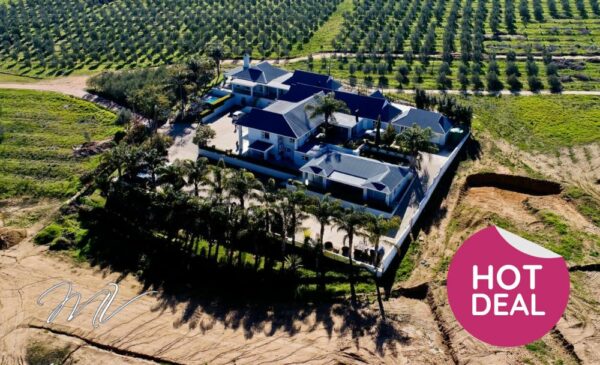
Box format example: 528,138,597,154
2,74,599,97
221,52,600,65
0,75,89,97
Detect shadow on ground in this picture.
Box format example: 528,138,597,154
71,203,408,355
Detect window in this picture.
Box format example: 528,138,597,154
303,155,309,161
262,132,270,140
288,137,295,143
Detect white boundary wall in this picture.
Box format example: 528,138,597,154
375,132,471,276
199,148,297,180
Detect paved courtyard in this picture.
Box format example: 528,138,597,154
161,113,246,164
210,113,246,153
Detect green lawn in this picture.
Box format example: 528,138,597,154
0,89,119,199
469,95,600,152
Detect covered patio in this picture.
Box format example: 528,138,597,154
247,140,274,160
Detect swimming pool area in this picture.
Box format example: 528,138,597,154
203,95,221,104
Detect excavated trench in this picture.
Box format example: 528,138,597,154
391,282,458,364
27,325,183,365
465,173,563,196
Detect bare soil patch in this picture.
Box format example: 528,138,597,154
0,239,452,364
0,227,27,249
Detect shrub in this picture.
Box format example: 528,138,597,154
25,341,73,365
528,76,543,92
34,224,63,245
507,74,523,92
548,75,563,93
49,236,74,251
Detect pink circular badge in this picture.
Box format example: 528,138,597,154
447,226,570,347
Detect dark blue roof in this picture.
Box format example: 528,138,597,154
393,109,453,134
236,108,296,138
279,84,401,122
284,70,337,89
334,90,402,122
370,90,386,99
248,140,274,152
279,83,330,102
229,62,289,84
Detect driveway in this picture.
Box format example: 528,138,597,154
161,122,200,163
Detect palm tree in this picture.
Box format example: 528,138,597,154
225,168,263,210
166,65,191,120
122,146,144,182
158,161,187,191
364,214,401,320
306,195,341,288
207,42,225,77
284,254,303,275
304,92,350,139
183,157,209,196
279,183,308,250
186,57,216,94
395,123,439,170
334,207,366,306
364,214,401,267
285,184,308,243
226,203,245,266
275,199,291,259
208,202,229,261
262,178,279,231
241,206,269,270
206,159,228,205
144,148,168,189
102,143,128,179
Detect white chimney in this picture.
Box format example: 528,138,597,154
243,54,250,70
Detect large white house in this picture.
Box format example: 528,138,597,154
227,61,455,208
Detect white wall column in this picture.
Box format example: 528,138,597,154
237,126,243,155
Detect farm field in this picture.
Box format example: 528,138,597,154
0,0,341,76
334,0,600,55
1,0,599,84
285,56,600,91
0,89,119,201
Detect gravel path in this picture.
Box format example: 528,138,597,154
2,74,599,97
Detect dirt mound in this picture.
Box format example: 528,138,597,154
0,227,27,249
73,140,114,158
